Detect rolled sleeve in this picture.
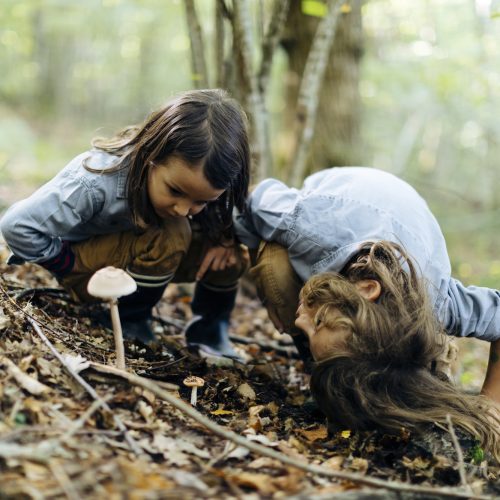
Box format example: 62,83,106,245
443,278,500,341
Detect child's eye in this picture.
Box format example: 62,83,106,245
168,185,183,196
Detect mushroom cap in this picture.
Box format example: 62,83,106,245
87,266,137,300
183,376,205,387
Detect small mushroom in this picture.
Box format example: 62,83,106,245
183,376,205,406
87,266,137,370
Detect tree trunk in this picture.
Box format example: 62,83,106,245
281,0,363,178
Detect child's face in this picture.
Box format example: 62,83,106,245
148,156,225,219
295,303,350,361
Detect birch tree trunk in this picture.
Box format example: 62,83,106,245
184,0,209,88
232,0,272,180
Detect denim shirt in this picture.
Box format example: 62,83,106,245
0,150,135,264
235,167,500,341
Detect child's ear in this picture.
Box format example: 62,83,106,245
354,279,381,302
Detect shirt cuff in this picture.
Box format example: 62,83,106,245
39,241,75,278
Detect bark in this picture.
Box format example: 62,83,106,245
184,0,209,88
232,0,272,180
282,0,363,182
258,0,291,94
215,0,225,88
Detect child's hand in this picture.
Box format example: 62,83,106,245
196,245,238,281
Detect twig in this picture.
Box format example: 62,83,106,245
49,459,82,500
90,362,179,391
152,314,185,330
26,316,142,456
90,361,492,499
229,334,298,357
59,398,108,444
446,414,471,492
0,355,50,395
12,287,72,301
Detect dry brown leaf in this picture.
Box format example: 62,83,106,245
297,425,328,442
323,455,344,471
230,471,276,495
350,457,369,474
237,383,256,400
402,456,431,470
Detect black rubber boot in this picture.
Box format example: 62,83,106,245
185,282,240,359
112,283,168,344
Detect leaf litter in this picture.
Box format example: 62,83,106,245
0,244,498,499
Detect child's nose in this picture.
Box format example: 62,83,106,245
174,201,191,217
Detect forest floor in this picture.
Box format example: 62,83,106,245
0,243,499,500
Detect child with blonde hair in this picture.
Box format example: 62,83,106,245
296,241,500,461
235,167,500,400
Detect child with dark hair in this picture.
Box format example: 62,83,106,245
296,241,500,461
1,89,250,358
235,167,500,401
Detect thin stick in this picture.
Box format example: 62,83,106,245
446,414,471,492
49,459,82,500
91,362,491,500
26,317,141,456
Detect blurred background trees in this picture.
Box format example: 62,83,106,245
1,0,500,288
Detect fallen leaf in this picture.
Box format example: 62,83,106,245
297,426,328,442
237,383,256,400
211,408,234,416
324,455,344,471
350,457,369,474
230,472,276,495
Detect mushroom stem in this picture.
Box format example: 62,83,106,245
190,387,198,406
109,299,125,370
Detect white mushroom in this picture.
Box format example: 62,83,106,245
87,266,137,370
183,376,205,406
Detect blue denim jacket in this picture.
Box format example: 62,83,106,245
0,150,135,264
235,167,500,341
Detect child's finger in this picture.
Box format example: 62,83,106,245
196,253,215,280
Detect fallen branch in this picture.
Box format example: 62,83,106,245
92,361,492,499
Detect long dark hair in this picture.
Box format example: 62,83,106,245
303,241,500,460
86,89,250,243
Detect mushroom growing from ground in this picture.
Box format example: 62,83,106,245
87,266,137,370
183,376,205,406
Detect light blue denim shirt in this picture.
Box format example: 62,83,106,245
0,150,135,264
235,167,500,341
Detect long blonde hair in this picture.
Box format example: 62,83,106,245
303,241,500,461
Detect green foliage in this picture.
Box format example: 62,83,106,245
301,0,327,18
1,0,500,282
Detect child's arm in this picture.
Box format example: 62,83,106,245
481,339,500,404
445,278,500,342
0,175,99,276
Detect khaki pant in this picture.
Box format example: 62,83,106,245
249,241,457,376
61,218,246,302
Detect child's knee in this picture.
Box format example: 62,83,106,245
130,218,192,276
249,242,302,332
